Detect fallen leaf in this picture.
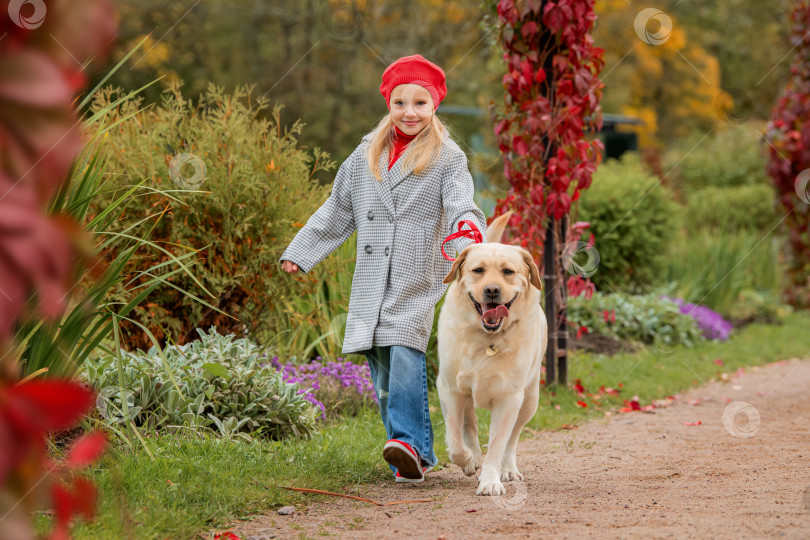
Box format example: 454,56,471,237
682,421,702,426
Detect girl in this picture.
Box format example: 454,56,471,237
280,54,487,483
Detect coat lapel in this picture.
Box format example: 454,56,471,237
374,147,397,217
367,138,418,217
386,149,416,189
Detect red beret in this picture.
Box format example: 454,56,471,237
379,54,447,110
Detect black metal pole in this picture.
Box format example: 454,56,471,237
557,215,568,386
543,217,556,387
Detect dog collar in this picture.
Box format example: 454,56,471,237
441,220,484,261
484,320,520,357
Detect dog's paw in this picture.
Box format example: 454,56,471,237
476,478,506,496
461,461,478,476
500,468,524,482
449,447,473,469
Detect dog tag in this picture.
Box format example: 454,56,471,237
486,345,498,356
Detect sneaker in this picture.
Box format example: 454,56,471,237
395,466,429,483
383,439,423,481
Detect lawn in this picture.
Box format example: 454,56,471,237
41,312,810,540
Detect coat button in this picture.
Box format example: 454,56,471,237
365,245,372,254
367,211,374,220
388,214,393,223
385,247,390,256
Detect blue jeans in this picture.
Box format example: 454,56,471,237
362,345,438,472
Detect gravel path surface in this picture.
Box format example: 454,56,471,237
228,358,810,539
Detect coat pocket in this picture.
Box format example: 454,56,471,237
399,223,427,275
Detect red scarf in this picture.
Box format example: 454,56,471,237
388,126,417,170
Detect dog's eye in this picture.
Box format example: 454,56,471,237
472,268,484,273
503,269,515,275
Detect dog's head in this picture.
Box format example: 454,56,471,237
442,239,542,334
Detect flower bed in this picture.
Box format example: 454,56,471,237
269,356,378,419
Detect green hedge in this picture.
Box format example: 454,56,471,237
668,124,770,192
685,184,778,232
577,153,680,293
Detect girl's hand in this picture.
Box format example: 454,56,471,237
281,260,299,273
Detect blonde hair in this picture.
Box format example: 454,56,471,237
364,113,448,181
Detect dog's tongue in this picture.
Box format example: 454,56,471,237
482,304,509,322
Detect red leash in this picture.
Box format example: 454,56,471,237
441,220,484,261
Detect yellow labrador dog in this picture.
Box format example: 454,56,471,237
437,211,547,496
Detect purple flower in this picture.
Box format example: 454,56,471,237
663,296,733,341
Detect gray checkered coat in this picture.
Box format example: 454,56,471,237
279,132,487,355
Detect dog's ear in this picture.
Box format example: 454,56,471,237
443,248,470,284
520,249,543,291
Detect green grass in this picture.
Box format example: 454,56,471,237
40,312,810,539
663,227,784,316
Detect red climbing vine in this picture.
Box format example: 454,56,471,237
488,0,605,263
765,0,810,308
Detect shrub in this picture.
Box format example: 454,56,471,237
577,153,680,292
685,184,779,232
663,228,784,317
82,328,318,441
668,124,770,192
90,84,338,350
567,292,705,349
725,289,793,326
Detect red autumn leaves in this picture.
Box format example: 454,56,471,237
0,0,116,341
567,378,621,410
492,0,605,260
0,379,107,538
765,0,810,307
0,1,117,538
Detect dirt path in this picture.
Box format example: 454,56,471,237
230,358,810,539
